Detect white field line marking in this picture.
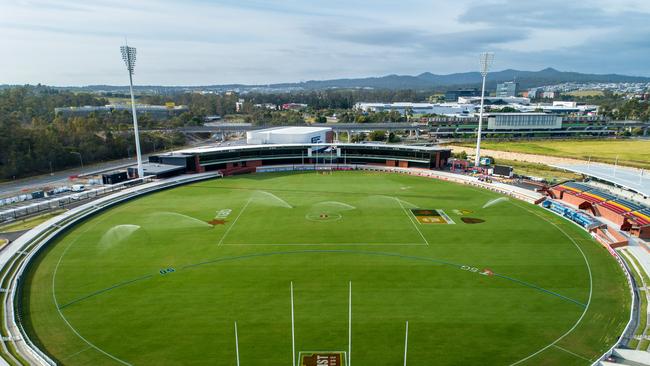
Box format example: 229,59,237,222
61,345,92,361
436,209,455,224
291,282,296,366
218,198,252,246
394,197,429,246
348,281,352,366
552,345,592,362
221,243,426,246
234,322,240,366
508,202,593,366
52,212,132,366
403,321,409,366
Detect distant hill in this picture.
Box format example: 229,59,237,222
285,68,650,90
3,68,649,93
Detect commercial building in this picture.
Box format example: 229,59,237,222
457,96,531,105
354,102,475,116
487,113,562,130
496,82,519,98
281,103,308,110
541,91,560,99
518,102,599,115
444,89,480,102
246,126,333,145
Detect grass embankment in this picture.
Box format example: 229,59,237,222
494,159,581,182
0,210,66,233
459,139,650,170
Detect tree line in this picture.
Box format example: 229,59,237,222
0,86,186,181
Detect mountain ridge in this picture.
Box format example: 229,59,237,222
2,68,649,92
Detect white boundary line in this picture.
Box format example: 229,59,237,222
394,198,430,246
52,212,132,366
218,197,252,246
507,202,593,366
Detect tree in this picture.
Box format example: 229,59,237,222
369,130,387,141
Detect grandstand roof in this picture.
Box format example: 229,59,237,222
552,163,650,198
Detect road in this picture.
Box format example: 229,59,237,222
0,139,217,197
0,157,138,196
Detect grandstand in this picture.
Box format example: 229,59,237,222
549,182,650,239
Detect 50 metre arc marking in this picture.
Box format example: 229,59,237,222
51,212,133,366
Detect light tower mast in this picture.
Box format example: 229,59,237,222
475,52,494,167
120,41,144,178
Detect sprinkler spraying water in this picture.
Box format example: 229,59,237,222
482,197,509,209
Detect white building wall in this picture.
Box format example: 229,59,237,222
246,127,331,144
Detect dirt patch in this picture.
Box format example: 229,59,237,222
461,217,485,224
207,219,226,225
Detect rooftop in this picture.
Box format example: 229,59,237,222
173,143,450,155
255,126,332,134
552,163,650,198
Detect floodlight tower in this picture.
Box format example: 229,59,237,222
474,52,494,167
120,42,144,178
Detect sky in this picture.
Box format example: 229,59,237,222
1,0,649,86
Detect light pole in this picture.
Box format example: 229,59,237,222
120,41,144,178
474,52,494,167
70,151,83,169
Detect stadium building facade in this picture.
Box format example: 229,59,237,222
487,113,563,130
148,143,451,176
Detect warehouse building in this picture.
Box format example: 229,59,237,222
354,102,475,116
246,126,333,145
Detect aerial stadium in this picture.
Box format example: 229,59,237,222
0,36,645,366
0,141,634,366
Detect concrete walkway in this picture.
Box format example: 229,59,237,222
628,246,650,279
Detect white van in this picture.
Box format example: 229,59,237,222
71,184,85,192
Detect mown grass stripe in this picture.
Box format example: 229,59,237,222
181,249,585,307
58,274,153,310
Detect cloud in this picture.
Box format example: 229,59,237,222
0,0,648,85
305,25,529,54
459,0,649,29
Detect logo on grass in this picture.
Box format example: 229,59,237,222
299,352,346,366
411,209,454,224
208,209,232,225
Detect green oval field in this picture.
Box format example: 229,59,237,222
22,171,629,365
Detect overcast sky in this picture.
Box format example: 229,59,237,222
1,0,649,86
